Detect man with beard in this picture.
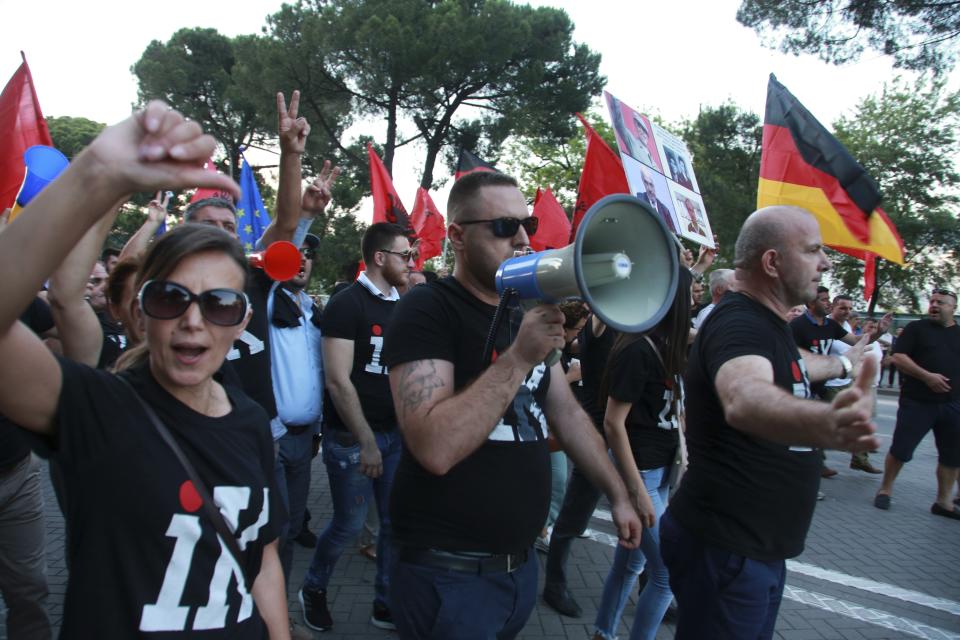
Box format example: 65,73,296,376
299,222,415,632
382,171,641,639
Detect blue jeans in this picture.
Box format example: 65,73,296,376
594,466,672,640
302,429,401,606
546,451,568,529
275,427,316,584
392,550,537,639
659,510,786,640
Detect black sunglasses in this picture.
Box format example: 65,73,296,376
932,288,957,300
139,280,250,327
458,216,539,238
379,249,416,261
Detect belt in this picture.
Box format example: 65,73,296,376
398,547,528,575
284,423,313,435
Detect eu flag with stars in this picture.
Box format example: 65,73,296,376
236,155,269,251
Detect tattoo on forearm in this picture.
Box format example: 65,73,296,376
398,360,445,419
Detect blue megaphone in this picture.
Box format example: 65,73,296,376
9,145,70,221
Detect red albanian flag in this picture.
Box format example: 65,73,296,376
0,53,54,211
530,187,571,252
572,113,630,241
409,186,446,269
368,144,412,232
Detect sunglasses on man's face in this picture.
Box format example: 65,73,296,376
138,280,249,327
379,249,416,261
458,216,539,238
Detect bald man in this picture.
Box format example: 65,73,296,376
660,206,880,639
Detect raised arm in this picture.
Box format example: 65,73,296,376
119,191,169,261
389,304,564,476
0,101,239,434
46,200,123,366
716,353,880,451
259,91,309,247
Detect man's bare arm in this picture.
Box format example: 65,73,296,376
717,354,879,451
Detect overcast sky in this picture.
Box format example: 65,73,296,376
2,0,954,221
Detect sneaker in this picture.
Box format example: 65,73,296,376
543,583,582,618
816,491,825,501
295,527,318,548
370,601,396,630
299,587,332,632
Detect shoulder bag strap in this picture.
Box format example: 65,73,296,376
117,377,249,589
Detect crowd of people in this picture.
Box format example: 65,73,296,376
0,92,957,640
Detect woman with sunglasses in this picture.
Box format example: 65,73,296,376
0,102,290,638
592,267,693,640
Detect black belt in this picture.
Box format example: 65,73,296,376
398,547,528,575
284,423,313,435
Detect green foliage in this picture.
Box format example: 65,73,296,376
132,28,264,179
47,116,105,159
677,103,763,267
830,77,960,312
309,212,366,292
737,0,960,73
499,109,616,210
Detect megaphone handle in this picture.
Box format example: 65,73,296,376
518,298,562,368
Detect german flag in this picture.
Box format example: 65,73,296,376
454,148,497,180
758,74,904,264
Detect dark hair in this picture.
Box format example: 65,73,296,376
559,300,590,329
423,270,439,283
447,172,518,223
833,294,852,303
600,266,693,406
817,285,829,295
101,247,120,262
106,256,141,308
184,197,237,223
361,222,409,264
115,224,247,371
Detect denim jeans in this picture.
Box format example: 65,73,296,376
594,466,672,640
660,510,786,640
302,429,402,606
275,427,316,584
546,451,568,529
545,464,602,587
392,550,537,639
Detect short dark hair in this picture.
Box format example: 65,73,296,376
817,285,829,295
361,222,409,264
101,247,120,263
448,172,518,223
184,197,237,223
833,294,852,304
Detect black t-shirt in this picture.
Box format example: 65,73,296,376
895,319,960,403
790,313,847,396
226,270,277,419
579,318,616,427
383,277,552,553
47,358,282,638
96,310,128,370
607,337,679,470
670,292,820,561
0,297,55,468
320,282,397,431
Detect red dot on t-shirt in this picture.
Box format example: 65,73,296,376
372,324,383,336
179,480,203,513
791,361,802,382
491,350,498,363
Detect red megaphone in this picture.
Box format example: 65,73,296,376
248,241,302,281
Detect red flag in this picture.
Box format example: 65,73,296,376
190,158,234,203
0,53,54,211
409,187,446,268
530,188,571,252
455,148,497,180
572,113,629,240
368,144,412,231
863,252,876,303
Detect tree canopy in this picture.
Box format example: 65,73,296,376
737,0,960,73
47,116,105,159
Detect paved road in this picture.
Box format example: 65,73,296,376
3,390,959,639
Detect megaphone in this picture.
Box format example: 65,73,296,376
8,146,70,222
495,194,679,363
248,241,302,281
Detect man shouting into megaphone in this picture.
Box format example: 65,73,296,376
381,171,641,640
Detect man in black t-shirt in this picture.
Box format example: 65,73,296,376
662,206,879,639
382,171,641,640
299,222,415,633
875,289,960,519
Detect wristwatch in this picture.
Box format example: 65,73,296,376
836,354,853,379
